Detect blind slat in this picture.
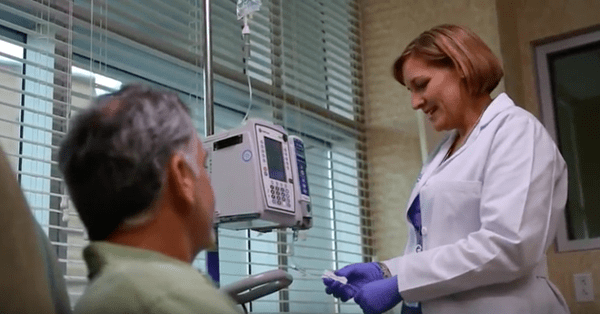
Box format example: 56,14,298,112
0,1,369,312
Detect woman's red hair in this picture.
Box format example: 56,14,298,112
393,24,503,96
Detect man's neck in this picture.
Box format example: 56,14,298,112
106,205,196,263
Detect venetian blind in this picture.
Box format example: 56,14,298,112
0,1,372,313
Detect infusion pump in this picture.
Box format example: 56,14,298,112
203,119,312,232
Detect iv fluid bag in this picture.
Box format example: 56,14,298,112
237,0,262,20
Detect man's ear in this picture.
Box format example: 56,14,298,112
166,153,195,207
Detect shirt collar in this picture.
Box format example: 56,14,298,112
437,93,515,164
83,242,191,279
478,92,514,129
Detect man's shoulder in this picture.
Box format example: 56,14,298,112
76,247,241,314
74,266,146,314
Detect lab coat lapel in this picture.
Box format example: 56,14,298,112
405,93,514,210
406,134,454,210
437,93,513,165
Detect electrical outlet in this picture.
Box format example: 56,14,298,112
574,273,594,302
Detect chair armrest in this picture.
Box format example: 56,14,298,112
220,269,293,304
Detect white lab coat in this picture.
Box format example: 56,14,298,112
382,93,570,314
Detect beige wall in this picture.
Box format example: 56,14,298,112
361,0,600,312
496,0,600,312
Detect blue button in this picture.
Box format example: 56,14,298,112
242,150,252,162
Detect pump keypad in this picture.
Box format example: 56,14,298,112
269,181,291,207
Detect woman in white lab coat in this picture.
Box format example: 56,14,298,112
323,24,570,314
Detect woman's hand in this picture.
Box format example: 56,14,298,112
322,262,384,301
354,276,402,314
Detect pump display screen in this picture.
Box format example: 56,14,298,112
265,137,287,182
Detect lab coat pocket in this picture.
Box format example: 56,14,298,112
420,180,482,247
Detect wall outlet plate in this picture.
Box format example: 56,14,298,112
574,273,594,302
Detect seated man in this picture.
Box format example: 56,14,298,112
59,84,241,314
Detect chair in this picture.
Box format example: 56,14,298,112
0,145,72,314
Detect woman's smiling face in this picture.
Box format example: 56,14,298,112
402,55,471,132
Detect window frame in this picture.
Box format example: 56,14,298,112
0,1,372,311
68,56,368,313
534,26,600,252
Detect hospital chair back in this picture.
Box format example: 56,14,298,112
0,145,72,314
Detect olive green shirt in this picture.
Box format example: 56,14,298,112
75,242,242,314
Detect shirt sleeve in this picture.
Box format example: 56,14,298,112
383,115,568,302
149,288,243,314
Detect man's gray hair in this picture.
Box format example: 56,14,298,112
59,84,198,241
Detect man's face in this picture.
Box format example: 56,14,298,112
187,135,216,252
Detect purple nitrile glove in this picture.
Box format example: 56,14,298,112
322,277,358,302
354,276,402,314
323,262,384,302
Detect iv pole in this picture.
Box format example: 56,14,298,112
203,0,214,137
202,0,220,285
201,4,297,301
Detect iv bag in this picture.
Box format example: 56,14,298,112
237,0,262,20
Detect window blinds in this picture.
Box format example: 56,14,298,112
0,0,372,312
